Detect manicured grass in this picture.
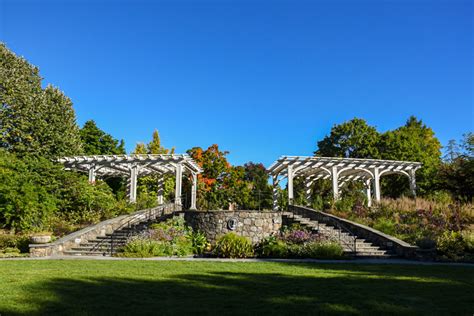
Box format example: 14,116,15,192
0,260,472,315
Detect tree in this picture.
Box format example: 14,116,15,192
242,162,272,210
315,118,380,158
378,116,442,195
80,120,125,155
438,133,474,201
0,43,82,158
187,144,234,210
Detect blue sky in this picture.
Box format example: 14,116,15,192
1,0,472,166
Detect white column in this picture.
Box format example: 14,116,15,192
373,167,381,203
128,165,138,203
157,175,164,205
88,166,96,183
175,164,183,206
409,169,417,198
366,179,372,207
190,173,197,210
332,166,339,200
304,177,313,206
287,165,294,205
272,175,279,211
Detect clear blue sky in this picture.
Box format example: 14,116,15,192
1,0,472,166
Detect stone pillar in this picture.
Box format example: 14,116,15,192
157,175,164,205
175,164,183,206
409,169,417,198
373,167,381,203
331,166,339,201
287,165,294,205
272,175,279,211
190,173,197,210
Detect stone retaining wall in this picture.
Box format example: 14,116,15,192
184,210,282,244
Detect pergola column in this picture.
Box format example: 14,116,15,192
272,175,279,211
331,166,339,200
365,179,372,207
287,165,294,205
88,165,96,183
409,169,417,197
190,173,197,210
157,175,164,205
304,177,313,206
127,165,139,203
175,163,183,206
373,167,381,203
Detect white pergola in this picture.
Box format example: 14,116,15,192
267,156,422,210
58,154,202,209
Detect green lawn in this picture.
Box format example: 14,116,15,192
0,260,472,315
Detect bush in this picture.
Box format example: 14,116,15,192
119,237,167,258
436,231,465,260
303,241,344,259
256,236,288,258
213,233,254,258
187,230,210,255
0,234,29,253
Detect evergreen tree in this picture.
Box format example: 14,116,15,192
0,43,82,158
80,120,125,155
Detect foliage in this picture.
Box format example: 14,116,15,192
118,237,167,258
187,230,210,255
303,241,344,259
315,118,380,158
119,217,196,257
0,233,29,253
436,231,465,261
438,133,474,201
255,236,288,258
329,196,473,259
378,116,442,196
0,43,82,158
79,120,125,155
213,233,254,258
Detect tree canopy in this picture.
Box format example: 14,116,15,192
0,43,82,158
80,120,125,155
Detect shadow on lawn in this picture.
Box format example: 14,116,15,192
5,263,473,315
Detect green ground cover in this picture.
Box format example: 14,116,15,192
0,260,472,315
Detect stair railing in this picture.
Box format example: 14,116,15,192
289,205,358,255
90,200,181,256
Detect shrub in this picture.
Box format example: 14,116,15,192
256,236,288,258
372,218,397,236
187,231,210,255
0,234,29,253
213,233,253,258
119,237,166,258
416,237,437,250
436,231,465,260
461,231,474,253
303,242,344,259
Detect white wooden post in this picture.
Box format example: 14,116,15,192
304,177,313,206
190,173,197,210
409,169,417,198
272,175,279,211
128,165,138,203
157,175,164,205
366,179,372,207
332,166,339,200
373,167,381,203
175,164,183,206
88,165,96,183
287,165,294,205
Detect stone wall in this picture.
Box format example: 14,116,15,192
184,210,282,244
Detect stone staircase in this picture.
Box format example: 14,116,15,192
64,212,181,256
282,212,394,258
